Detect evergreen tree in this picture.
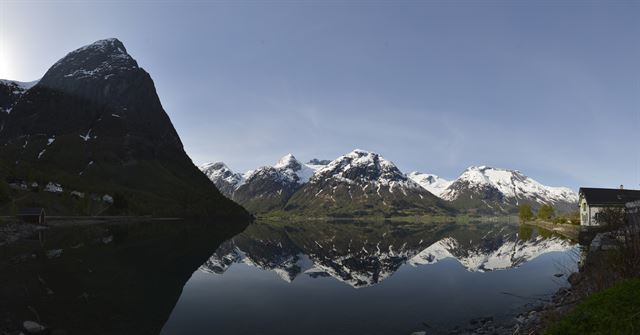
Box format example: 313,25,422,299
519,204,534,222
537,204,555,220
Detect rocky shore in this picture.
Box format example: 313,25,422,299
450,227,629,335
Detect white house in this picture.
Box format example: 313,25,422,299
579,187,640,227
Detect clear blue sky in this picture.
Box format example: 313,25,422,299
1,0,638,190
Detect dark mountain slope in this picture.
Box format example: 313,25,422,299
0,39,249,219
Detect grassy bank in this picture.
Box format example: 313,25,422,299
530,209,640,334
545,279,640,335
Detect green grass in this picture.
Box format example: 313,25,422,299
545,279,640,335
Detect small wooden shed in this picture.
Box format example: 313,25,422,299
17,207,47,225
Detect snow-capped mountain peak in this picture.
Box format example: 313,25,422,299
407,172,452,197
440,165,578,208
200,154,321,208
272,153,316,184
199,151,577,215
199,162,245,197
311,149,416,188
200,162,243,185
274,153,298,169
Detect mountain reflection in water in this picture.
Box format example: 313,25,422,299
162,221,579,335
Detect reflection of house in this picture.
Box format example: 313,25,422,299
579,187,640,226
17,207,47,225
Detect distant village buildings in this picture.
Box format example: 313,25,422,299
579,186,640,226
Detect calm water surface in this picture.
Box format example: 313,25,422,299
161,221,579,335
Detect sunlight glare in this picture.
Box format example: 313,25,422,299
0,35,15,80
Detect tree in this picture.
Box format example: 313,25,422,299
519,204,534,222
537,204,555,221
596,207,626,229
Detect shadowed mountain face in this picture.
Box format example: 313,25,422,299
0,220,248,335
0,39,249,218
200,221,574,288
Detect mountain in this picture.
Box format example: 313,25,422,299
199,154,322,213
234,154,317,213
0,38,249,219
0,79,38,113
199,162,245,198
201,150,577,217
284,149,450,216
439,166,578,214
0,80,39,134
407,172,452,197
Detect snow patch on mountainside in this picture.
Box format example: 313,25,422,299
440,166,578,204
200,154,321,194
200,162,244,188
310,149,421,190
273,153,316,184
407,172,452,197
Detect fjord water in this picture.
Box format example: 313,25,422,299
161,221,579,335
0,220,248,335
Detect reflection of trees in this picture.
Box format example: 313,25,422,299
538,227,554,239
519,224,533,241
518,224,564,241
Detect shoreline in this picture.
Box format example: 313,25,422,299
522,219,580,241
0,216,590,334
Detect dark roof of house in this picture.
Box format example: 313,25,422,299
579,188,640,206
17,207,45,216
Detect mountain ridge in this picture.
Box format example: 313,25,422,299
202,151,578,216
